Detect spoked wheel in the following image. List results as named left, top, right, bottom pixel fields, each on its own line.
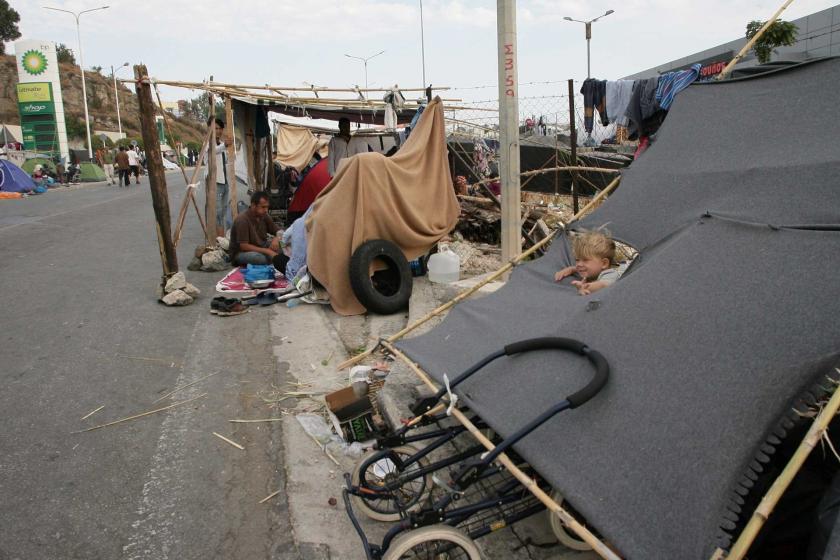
left=382, top=525, right=481, bottom=560
left=351, top=445, right=432, bottom=522
left=548, top=490, right=593, bottom=551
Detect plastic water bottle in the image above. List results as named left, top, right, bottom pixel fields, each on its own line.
left=427, top=245, right=460, bottom=283
left=286, top=298, right=301, bottom=308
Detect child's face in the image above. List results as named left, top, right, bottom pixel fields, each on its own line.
left=575, top=256, right=610, bottom=281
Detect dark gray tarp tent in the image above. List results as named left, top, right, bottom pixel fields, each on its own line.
left=397, top=57, right=840, bottom=559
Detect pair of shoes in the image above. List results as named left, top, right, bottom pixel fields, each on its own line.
left=210, top=296, right=249, bottom=316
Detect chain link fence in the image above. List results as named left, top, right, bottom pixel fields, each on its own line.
left=445, top=81, right=619, bottom=146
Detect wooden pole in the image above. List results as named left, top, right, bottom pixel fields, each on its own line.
left=497, top=0, right=521, bottom=263
left=717, top=0, right=796, bottom=80
left=382, top=341, right=622, bottom=560
left=205, top=87, right=218, bottom=246
left=225, top=96, right=238, bottom=220
left=134, top=79, right=450, bottom=93
left=568, top=79, right=579, bottom=214
left=337, top=172, right=622, bottom=371
left=723, top=380, right=840, bottom=560
left=134, top=64, right=179, bottom=277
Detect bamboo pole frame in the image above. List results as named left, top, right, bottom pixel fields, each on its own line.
left=205, top=90, right=218, bottom=245
left=133, top=79, right=450, bottom=94
left=716, top=0, right=796, bottom=80
left=717, top=378, right=840, bottom=560
left=382, top=341, right=622, bottom=560
left=336, top=173, right=622, bottom=371
left=172, top=124, right=213, bottom=246
left=224, top=96, right=238, bottom=221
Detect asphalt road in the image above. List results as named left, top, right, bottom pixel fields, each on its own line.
left=0, top=174, right=297, bottom=560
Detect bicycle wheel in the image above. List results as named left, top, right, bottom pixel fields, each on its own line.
left=382, top=525, right=481, bottom=560
left=351, top=445, right=432, bottom=522
left=548, top=490, right=593, bottom=551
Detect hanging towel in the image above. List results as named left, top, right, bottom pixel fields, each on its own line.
left=606, top=80, right=634, bottom=127
left=656, top=63, right=701, bottom=111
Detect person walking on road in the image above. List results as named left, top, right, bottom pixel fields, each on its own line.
left=127, top=147, right=141, bottom=185
left=115, top=146, right=131, bottom=187
left=101, top=147, right=116, bottom=185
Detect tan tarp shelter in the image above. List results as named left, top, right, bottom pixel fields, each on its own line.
left=306, top=98, right=459, bottom=315
left=275, top=125, right=328, bottom=171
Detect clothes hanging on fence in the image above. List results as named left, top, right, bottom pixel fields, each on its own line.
left=655, top=63, right=701, bottom=111
left=606, top=80, right=634, bottom=127
left=625, top=76, right=661, bottom=138
left=580, top=79, right=609, bottom=133
left=383, top=87, right=406, bottom=131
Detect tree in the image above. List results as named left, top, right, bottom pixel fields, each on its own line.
left=746, top=19, right=799, bottom=64
left=0, top=0, right=21, bottom=55
left=56, top=43, right=76, bottom=65
left=187, top=92, right=226, bottom=123
left=91, top=65, right=103, bottom=74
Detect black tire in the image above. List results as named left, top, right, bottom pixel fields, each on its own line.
left=349, top=239, right=412, bottom=314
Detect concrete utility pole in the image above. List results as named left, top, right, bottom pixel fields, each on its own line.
left=497, top=0, right=521, bottom=261
left=134, top=64, right=178, bottom=277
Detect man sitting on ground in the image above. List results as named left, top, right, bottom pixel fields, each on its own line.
left=229, top=191, right=281, bottom=266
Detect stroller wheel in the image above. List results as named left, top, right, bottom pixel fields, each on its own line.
left=548, top=490, right=593, bottom=551
left=351, top=445, right=432, bottom=522
left=382, top=524, right=481, bottom=560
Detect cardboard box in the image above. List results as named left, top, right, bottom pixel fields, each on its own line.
left=325, top=386, right=376, bottom=442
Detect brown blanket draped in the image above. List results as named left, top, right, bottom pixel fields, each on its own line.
left=306, top=97, right=460, bottom=315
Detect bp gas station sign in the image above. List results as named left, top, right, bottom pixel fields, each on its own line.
left=15, top=40, right=69, bottom=160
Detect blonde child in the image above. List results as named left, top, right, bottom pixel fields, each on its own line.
left=554, top=230, right=623, bottom=295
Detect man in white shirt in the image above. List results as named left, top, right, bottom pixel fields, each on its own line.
left=327, top=117, right=371, bottom=177
left=126, top=147, right=141, bottom=184
left=206, top=117, right=233, bottom=237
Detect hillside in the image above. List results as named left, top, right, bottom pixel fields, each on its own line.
left=0, top=54, right=205, bottom=146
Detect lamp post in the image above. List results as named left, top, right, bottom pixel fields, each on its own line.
left=111, top=62, right=129, bottom=138
left=419, top=0, right=427, bottom=88
left=43, top=5, right=110, bottom=160
left=563, top=10, right=614, bottom=79
left=344, top=50, right=385, bottom=92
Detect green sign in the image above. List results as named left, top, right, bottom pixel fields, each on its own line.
left=19, top=101, right=55, bottom=115
left=17, top=82, right=58, bottom=154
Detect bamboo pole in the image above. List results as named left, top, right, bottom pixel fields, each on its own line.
left=569, top=79, right=580, bottom=213
left=225, top=96, right=238, bottom=221
left=382, top=341, right=621, bottom=560
left=74, top=394, right=207, bottom=433
left=723, top=380, right=840, bottom=560
left=213, top=432, right=245, bottom=450
left=133, top=79, right=450, bottom=93
left=336, top=173, right=621, bottom=371
left=717, top=0, right=796, bottom=80
left=172, top=125, right=213, bottom=246
left=152, top=83, right=190, bottom=185
left=205, top=88, right=218, bottom=245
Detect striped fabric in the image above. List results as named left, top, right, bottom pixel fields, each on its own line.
left=656, top=63, right=701, bottom=111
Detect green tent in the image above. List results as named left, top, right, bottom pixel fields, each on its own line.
left=21, top=158, right=57, bottom=176
left=79, top=162, right=106, bottom=182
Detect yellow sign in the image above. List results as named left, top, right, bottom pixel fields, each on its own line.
left=16, top=82, right=52, bottom=103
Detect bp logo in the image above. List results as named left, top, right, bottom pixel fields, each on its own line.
left=22, top=50, right=48, bottom=76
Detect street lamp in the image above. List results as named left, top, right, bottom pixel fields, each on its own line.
left=111, top=62, right=129, bottom=138
left=419, top=0, right=426, bottom=89
left=43, top=5, right=110, bottom=160
left=563, top=9, right=614, bottom=79
left=344, top=50, right=385, bottom=93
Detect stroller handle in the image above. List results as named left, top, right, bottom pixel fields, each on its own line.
left=504, top=337, right=609, bottom=409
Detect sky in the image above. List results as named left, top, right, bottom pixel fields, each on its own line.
left=8, top=0, right=840, bottom=104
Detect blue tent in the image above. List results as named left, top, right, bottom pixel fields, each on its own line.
left=0, top=159, right=36, bottom=193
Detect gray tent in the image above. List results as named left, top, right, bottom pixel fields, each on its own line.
left=397, top=57, right=840, bottom=558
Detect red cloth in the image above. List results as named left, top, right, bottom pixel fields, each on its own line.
left=289, top=159, right=330, bottom=213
